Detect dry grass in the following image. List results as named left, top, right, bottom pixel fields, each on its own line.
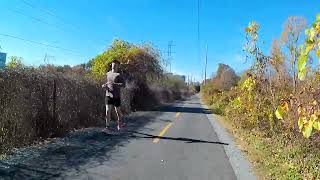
left=210, top=112, right=320, bottom=180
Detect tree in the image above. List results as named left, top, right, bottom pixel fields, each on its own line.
left=280, top=16, right=306, bottom=92
left=6, top=56, right=24, bottom=69
left=90, top=39, right=163, bottom=82
left=270, top=39, right=286, bottom=81
left=211, top=63, right=239, bottom=91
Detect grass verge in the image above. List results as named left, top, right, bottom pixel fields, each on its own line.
left=209, top=110, right=320, bottom=180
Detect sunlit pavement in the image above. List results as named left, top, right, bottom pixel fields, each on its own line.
left=0, top=95, right=252, bottom=180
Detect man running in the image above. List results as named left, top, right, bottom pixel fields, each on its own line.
left=102, top=59, right=125, bottom=131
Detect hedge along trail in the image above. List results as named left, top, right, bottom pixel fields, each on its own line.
left=0, top=39, right=191, bottom=154
left=0, top=68, right=105, bottom=154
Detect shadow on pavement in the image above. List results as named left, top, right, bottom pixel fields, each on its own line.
left=127, top=131, right=229, bottom=145
left=0, top=97, right=212, bottom=179
left=182, top=102, right=201, bottom=105
left=154, top=106, right=211, bottom=114
left=0, top=112, right=163, bottom=180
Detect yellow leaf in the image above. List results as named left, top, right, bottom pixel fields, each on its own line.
left=298, top=117, right=306, bottom=130
left=317, top=49, right=320, bottom=58
left=302, top=121, right=313, bottom=138
left=315, top=110, right=320, bottom=116
left=310, top=114, right=318, bottom=122
left=297, top=106, right=306, bottom=115
left=275, top=106, right=284, bottom=120
left=297, top=106, right=302, bottom=115
left=281, top=101, right=289, bottom=111
left=313, top=121, right=320, bottom=130
left=306, top=44, right=313, bottom=54
left=312, top=100, right=318, bottom=106
left=317, top=24, right=320, bottom=34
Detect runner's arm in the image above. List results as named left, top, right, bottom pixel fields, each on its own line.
left=118, top=75, right=125, bottom=87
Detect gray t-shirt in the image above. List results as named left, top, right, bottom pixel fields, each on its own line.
left=105, top=71, right=124, bottom=99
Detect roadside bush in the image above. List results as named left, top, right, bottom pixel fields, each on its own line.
left=0, top=68, right=104, bottom=154
left=0, top=40, right=191, bottom=154
left=90, top=38, right=190, bottom=109
left=201, top=15, right=320, bottom=179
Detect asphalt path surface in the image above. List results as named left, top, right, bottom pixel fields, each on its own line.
left=0, top=95, right=253, bottom=180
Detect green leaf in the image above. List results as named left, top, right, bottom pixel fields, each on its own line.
left=306, top=28, right=316, bottom=42
left=235, top=97, right=241, bottom=106
left=298, top=54, right=308, bottom=80
left=298, top=68, right=307, bottom=80
left=313, top=121, right=320, bottom=131
left=275, top=106, right=284, bottom=120
left=317, top=14, right=320, bottom=22
left=305, top=28, right=310, bottom=36
left=302, top=121, right=313, bottom=138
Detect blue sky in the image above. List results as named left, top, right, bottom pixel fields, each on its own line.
left=0, top=0, right=319, bottom=81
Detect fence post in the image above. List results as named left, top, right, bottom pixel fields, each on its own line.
left=53, top=78, right=57, bottom=121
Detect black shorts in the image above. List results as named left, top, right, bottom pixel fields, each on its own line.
left=105, top=96, right=121, bottom=107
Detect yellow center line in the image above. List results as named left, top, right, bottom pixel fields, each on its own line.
left=153, top=122, right=173, bottom=143
left=153, top=112, right=181, bottom=144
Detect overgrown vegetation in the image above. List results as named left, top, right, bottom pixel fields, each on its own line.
left=89, top=39, right=191, bottom=110
left=0, top=39, right=191, bottom=155
left=201, top=63, right=239, bottom=115
left=0, top=68, right=104, bottom=154
left=202, top=14, right=320, bottom=179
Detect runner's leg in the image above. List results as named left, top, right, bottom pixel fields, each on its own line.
left=114, top=107, right=123, bottom=130
left=105, top=104, right=112, bottom=128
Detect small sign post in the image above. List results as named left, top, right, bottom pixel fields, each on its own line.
left=0, top=52, right=7, bottom=68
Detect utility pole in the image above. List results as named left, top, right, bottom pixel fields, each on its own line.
left=191, top=74, right=193, bottom=85
left=43, top=53, right=48, bottom=64
left=187, top=75, right=189, bottom=85
left=198, top=0, right=202, bottom=82
left=43, top=53, right=56, bottom=65
left=204, top=44, right=208, bottom=85
left=166, top=41, right=175, bottom=73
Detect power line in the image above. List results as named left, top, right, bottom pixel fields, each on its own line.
left=0, top=33, right=79, bottom=54
left=18, top=0, right=110, bottom=47
left=20, top=0, right=78, bottom=30
left=9, top=6, right=109, bottom=53
left=9, top=8, right=65, bottom=32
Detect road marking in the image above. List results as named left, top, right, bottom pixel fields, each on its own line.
left=175, top=112, right=181, bottom=118
left=153, top=122, right=173, bottom=143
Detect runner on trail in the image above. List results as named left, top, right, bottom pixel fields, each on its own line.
left=102, top=59, right=125, bottom=131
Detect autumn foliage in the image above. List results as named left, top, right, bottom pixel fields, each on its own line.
left=202, top=14, right=320, bottom=178
left=0, top=39, right=190, bottom=155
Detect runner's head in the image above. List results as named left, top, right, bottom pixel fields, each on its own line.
left=111, top=59, right=120, bottom=72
